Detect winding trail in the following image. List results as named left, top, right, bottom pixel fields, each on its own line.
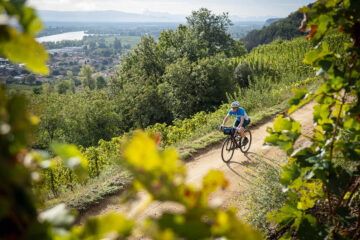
left=80, top=101, right=315, bottom=223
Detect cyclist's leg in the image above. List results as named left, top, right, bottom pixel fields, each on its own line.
left=237, top=119, right=248, bottom=137
left=240, top=119, right=250, bottom=145
left=242, top=119, right=250, bottom=128
left=233, top=119, right=240, bottom=135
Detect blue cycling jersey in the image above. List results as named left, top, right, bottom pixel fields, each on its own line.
left=228, top=107, right=249, bottom=121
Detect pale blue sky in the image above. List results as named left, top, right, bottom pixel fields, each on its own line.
left=29, top=0, right=314, bottom=17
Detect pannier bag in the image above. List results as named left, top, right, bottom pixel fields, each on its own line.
left=223, top=127, right=235, bottom=135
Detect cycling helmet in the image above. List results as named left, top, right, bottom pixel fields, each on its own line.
left=231, top=101, right=240, bottom=108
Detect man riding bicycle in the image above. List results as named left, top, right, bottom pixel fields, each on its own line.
left=220, top=101, right=250, bottom=146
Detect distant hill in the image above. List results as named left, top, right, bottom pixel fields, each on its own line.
left=264, top=18, right=282, bottom=26
left=38, top=10, right=186, bottom=23
left=38, top=10, right=278, bottom=24
left=242, top=10, right=306, bottom=50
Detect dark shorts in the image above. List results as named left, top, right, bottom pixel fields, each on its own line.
left=234, top=118, right=250, bottom=128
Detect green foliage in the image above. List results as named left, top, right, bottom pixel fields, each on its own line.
left=79, top=64, right=95, bottom=90
left=148, top=76, right=318, bottom=148
left=234, top=61, right=252, bottom=88
left=240, top=159, right=287, bottom=234
left=0, top=85, right=49, bottom=239
left=244, top=35, right=313, bottom=80
left=112, top=8, right=246, bottom=127
left=265, top=115, right=301, bottom=155
left=0, top=2, right=261, bottom=240
left=25, top=74, right=36, bottom=85
left=0, top=4, right=259, bottom=240
left=96, top=75, right=106, bottom=89
left=0, top=1, right=49, bottom=74
left=30, top=90, right=124, bottom=148
left=113, top=37, right=122, bottom=50
left=117, top=83, right=171, bottom=128
left=1, top=86, right=263, bottom=240
left=147, top=111, right=208, bottom=147
left=265, top=1, right=360, bottom=239
left=243, top=10, right=306, bottom=50
left=186, top=8, right=235, bottom=56
left=29, top=9, right=336, bottom=151
left=30, top=29, right=345, bottom=151
left=33, top=86, right=42, bottom=95
left=162, top=55, right=234, bottom=118
left=55, top=80, right=70, bottom=94
left=123, top=35, right=165, bottom=81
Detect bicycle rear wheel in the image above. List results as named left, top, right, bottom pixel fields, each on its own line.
left=221, top=136, right=235, bottom=162
left=239, top=129, right=252, bottom=153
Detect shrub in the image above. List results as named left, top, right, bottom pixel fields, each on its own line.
left=234, top=61, right=253, bottom=88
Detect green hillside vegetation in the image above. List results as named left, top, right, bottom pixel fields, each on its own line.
left=24, top=7, right=348, bottom=217
left=243, top=9, right=307, bottom=50
left=36, top=32, right=348, bottom=212
left=28, top=8, right=246, bottom=149
left=2, top=0, right=360, bottom=239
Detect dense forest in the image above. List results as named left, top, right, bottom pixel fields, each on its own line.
left=243, top=9, right=307, bottom=50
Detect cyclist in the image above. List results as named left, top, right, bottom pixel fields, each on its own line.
left=220, top=101, right=250, bottom=146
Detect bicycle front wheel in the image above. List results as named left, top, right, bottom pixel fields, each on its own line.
left=221, top=136, right=235, bottom=163
left=239, top=129, right=252, bottom=153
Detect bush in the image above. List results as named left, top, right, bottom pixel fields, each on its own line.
left=234, top=61, right=252, bottom=88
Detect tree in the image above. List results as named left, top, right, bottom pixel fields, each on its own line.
left=32, top=86, right=42, bottom=95
left=118, top=83, right=171, bottom=129
left=68, top=79, right=76, bottom=93
left=113, top=38, right=122, bottom=50
left=79, top=64, right=95, bottom=90
left=42, top=83, right=54, bottom=94
left=162, top=55, right=234, bottom=119
left=96, top=75, right=106, bottom=89
left=234, top=61, right=253, bottom=88
left=120, top=36, right=165, bottom=83
left=186, top=8, right=234, bottom=56
left=101, top=49, right=112, bottom=57
left=229, top=39, right=247, bottom=57
left=55, top=80, right=70, bottom=94
left=66, top=71, right=76, bottom=93
left=25, top=74, right=36, bottom=85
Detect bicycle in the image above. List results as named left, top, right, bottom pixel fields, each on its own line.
left=220, top=126, right=252, bottom=163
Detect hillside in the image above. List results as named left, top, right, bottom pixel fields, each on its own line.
left=264, top=18, right=282, bottom=26
left=243, top=10, right=306, bottom=50
left=80, top=97, right=317, bottom=226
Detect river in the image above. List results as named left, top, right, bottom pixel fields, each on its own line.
left=36, top=31, right=88, bottom=43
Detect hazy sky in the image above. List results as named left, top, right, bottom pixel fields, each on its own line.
left=28, top=0, right=314, bottom=17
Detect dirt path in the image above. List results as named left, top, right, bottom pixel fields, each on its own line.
left=80, top=101, right=315, bottom=222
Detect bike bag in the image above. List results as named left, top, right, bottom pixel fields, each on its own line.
left=223, top=127, right=235, bottom=135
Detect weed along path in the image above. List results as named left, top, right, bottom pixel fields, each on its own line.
left=80, top=101, right=316, bottom=223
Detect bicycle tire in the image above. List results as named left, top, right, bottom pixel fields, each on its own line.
left=221, top=136, right=235, bottom=162
left=239, top=129, right=252, bottom=153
